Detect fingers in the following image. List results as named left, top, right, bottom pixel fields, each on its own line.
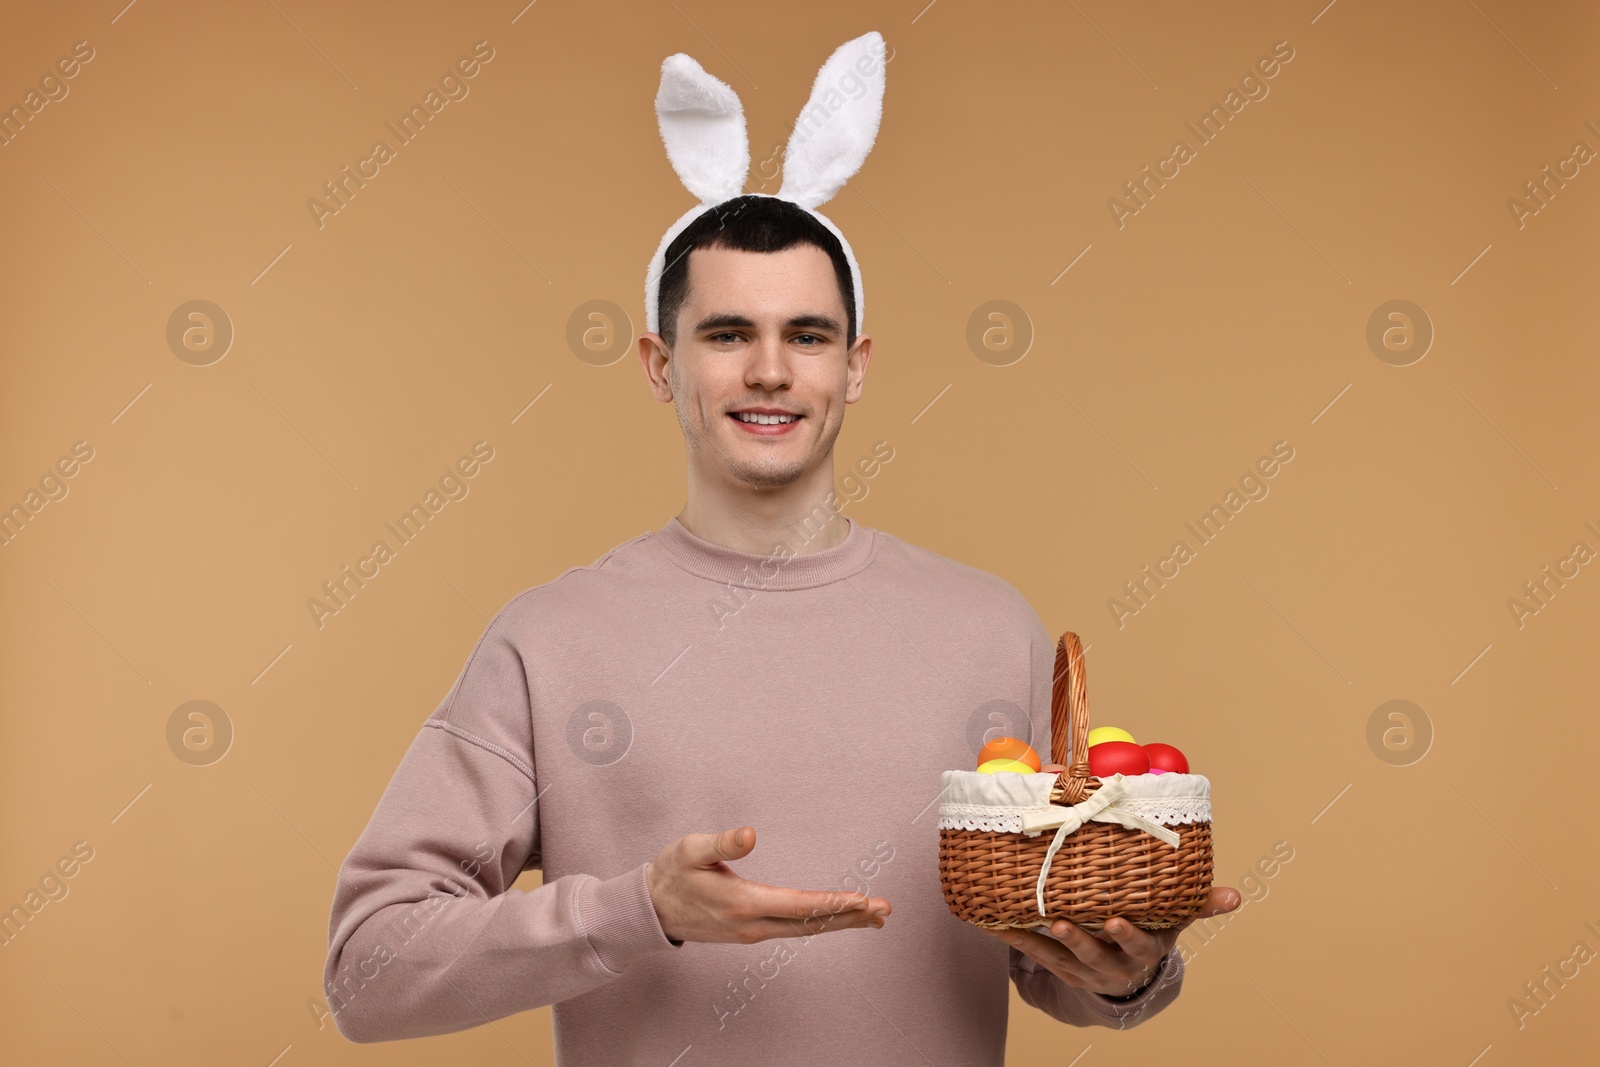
left=1045, top=920, right=1122, bottom=970
left=755, top=884, right=889, bottom=928
left=988, top=919, right=1165, bottom=997
left=766, top=908, right=885, bottom=940
left=669, top=826, right=892, bottom=943
left=721, top=887, right=888, bottom=941
left=988, top=927, right=1097, bottom=984
left=1091, top=918, right=1175, bottom=995
left=989, top=917, right=1155, bottom=970
left=1093, top=917, right=1163, bottom=963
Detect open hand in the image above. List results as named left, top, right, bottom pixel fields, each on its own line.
left=981, top=886, right=1240, bottom=997
left=646, top=826, right=891, bottom=944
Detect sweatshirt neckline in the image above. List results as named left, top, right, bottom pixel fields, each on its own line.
left=652, top=512, right=877, bottom=590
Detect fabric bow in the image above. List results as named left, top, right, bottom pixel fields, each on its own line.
left=1029, top=774, right=1180, bottom=917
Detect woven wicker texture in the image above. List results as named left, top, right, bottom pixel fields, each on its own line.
left=937, top=631, right=1214, bottom=930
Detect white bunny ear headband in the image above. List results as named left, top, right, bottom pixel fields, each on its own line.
left=645, top=30, right=887, bottom=338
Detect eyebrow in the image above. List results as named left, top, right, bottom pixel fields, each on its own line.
left=691, top=312, right=844, bottom=337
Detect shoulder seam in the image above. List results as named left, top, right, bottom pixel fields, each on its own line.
left=546, top=531, right=652, bottom=586
left=424, top=719, right=535, bottom=781
left=488, top=529, right=652, bottom=621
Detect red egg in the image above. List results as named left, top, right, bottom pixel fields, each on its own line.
left=1087, top=740, right=1149, bottom=777
left=1142, top=743, right=1189, bottom=774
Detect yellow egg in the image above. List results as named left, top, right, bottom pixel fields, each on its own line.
left=1087, top=726, right=1136, bottom=746
left=977, top=758, right=1036, bottom=774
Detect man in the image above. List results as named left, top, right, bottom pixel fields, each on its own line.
left=322, top=193, right=1239, bottom=1063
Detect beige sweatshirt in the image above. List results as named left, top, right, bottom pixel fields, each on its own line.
left=323, top=513, right=1185, bottom=1063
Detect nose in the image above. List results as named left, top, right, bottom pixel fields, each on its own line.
left=744, top=332, right=794, bottom=392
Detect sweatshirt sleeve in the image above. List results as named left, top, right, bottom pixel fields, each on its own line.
left=1009, top=943, right=1185, bottom=1028
left=322, top=614, right=682, bottom=1043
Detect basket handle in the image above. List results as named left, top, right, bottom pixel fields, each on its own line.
left=1050, top=631, right=1096, bottom=804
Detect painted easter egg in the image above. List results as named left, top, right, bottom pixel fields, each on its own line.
left=1087, top=740, right=1149, bottom=777
left=977, top=737, right=1042, bottom=771
left=1142, top=743, right=1189, bottom=774
left=1086, top=726, right=1136, bottom=747
left=977, top=758, right=1036, bottom=775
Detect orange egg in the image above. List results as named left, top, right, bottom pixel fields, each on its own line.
left=976, top=736, right=1041, bottom=772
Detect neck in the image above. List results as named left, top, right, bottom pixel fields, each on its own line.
left=677, top=459, right=849, bottom=556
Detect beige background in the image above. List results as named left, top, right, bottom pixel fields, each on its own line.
left=2, top=0, right=1596, bottom=1063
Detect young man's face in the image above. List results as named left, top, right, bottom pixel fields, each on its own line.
left=645, top=242, right=871, bottom=491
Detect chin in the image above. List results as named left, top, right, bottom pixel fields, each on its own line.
left=726, top=463, right=809, bottom=488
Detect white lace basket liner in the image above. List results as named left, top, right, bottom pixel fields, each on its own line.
left=938, top=769, right=1212, bottom=919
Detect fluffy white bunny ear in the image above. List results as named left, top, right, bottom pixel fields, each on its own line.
left=655, top=52, right=751, bottom=205
left=778, top=31, right=887, bottom=209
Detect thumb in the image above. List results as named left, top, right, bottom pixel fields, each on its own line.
left=1197, top=887, right=1242, bottom=916
left=701, top=825, right=756, bottom=865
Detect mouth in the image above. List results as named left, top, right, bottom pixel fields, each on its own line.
left=728, top=411, right=803, bottom=436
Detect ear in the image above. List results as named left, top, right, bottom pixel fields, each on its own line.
left=778, top=31, right=887, bottom=210
left=655, top=52, right=751, bottom=205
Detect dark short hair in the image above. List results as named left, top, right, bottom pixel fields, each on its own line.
left=657, top=194, right=856, bottom=350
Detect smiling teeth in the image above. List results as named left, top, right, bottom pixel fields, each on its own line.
left=735, top=413, right=798, bottom=424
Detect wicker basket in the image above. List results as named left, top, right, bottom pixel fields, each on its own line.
left=937, top=631, right=1214, bottom=930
